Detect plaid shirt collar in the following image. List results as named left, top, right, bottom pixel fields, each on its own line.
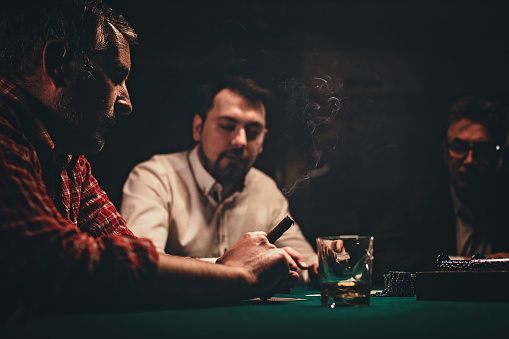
left=0, top=76, right=71, bottom=165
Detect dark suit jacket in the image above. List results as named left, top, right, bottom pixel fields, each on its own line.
left=291, top=166, right=509, bottom=285
left=370, top=168, right=509, bottom=283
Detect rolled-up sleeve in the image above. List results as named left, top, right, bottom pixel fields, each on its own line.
left=0, top=137, right=159, bottom=321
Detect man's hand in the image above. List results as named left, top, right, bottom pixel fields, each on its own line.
left=308, top=262, right=319, bottom=288
left=216, top=232, right=298, bottom=300
left=275, top=246, right=311, bottom=292
left=280, top=246, right=319, bottom=289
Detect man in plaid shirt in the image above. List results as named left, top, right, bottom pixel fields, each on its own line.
left=0, top=0, right=307, bottom=324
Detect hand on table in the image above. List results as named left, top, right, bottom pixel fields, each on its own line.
left=308, top=262, right=319, bottom=289
left=216, top=232, right=300, bottom=300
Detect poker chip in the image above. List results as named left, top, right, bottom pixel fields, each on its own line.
left=373, top=271, right=415, bottom=297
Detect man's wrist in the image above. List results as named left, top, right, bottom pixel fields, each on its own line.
left=219, top=263, right=259, bottom=300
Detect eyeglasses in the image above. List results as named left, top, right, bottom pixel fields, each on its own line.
left=446, top=138, right=502, bottom=160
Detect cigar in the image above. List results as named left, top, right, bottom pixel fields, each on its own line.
left=266, top=216, right=294, bottom=243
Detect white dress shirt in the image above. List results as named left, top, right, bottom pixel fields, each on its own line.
left=121, top=146, right=317, bottom=276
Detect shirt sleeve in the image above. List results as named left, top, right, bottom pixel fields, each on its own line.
left=121, top=158, right=172, bottom=253
left=0, top=134, right=159, bottom=320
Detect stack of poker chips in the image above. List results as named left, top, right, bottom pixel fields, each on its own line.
left=374, top=271, right=415, bottom=297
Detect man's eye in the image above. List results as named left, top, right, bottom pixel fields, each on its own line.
left=450, top=144, right=468, bottom=153
left=109, top=70, right=128, bottom=85
left=109, top=75, right=123, bottom=85
left=246, top=128, right=262, bottom=139
left=219, top=124, right=236, bottom=131
left=449, top=140, right=468, bottom=152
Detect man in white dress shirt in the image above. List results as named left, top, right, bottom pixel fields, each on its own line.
left=121, top=75, right=318, bottom=282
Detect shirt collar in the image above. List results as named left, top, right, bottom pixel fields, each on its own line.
left=188, top=145, right=247, bottom=202
left=189, top=145, right=220, bottom=198
left=0, top=77, right=55, bottom=158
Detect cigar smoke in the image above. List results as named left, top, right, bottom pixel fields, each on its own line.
left=281, top=75, right=342, bottom=197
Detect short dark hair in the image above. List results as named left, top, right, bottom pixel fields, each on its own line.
left=197, top=75, right=271, bottom=121
left=0, top=0, right=137, bottom=82
left=444, top=95, right=508, bottom=146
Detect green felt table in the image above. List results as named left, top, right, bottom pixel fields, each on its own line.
left=2, top=285, right=507, bottom=339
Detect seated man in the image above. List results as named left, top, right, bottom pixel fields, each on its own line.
left=370, top=95, right=509, bottom=280
left=440, top=95, right=509, bottom=258
left=0, top=0, right=305, bottom=324
left=121, top=75, right=318, bottom=282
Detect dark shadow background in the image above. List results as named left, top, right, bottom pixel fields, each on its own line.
left=90, top=0, right=509, bottom=248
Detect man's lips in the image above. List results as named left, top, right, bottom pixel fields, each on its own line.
left=224, top=155, right=243, bottom=162
left=221, top=153, right=246, bottom=164
left=454, top=169, right=478, bottom=182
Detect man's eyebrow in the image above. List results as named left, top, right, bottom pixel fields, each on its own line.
left=104, top=56, right=130, bottom=79
left=217, top=116, right=238, bottom=123
left=217, top=116, right=264, bottom=128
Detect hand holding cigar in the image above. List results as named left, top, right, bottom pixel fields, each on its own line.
left=266, top=216, right=311, bottom=293
left=266, top=216, right=294, bottom=243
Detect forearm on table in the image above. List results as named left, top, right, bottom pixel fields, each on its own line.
left=151, top=254, right=256, bottom=305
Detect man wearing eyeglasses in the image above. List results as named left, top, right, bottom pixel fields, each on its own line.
left=442, top=95, right=509, bottom=258
left=370, top=96, right=509, bottom=282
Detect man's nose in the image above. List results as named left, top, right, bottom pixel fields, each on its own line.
left=115, top=89, right=132, bottom=116
left=231, top=127, right=247, bottom=148
left=463, top=149, right=475, bottom=164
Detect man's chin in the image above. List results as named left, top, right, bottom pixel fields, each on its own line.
left=90, top=144, right=105, bottom=154
left=216, top=168, right=247, bottom=185
left=80, top=135, right=106, bottom=155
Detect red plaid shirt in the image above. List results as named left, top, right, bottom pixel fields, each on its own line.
left=0, top=77, right=159, bottom=323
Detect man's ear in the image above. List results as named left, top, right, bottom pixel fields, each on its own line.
left=42, top=40, right=70, bottom=88
left=258, top=128, right=268, bottom=154
left=192, top=114, right=203, bottom=142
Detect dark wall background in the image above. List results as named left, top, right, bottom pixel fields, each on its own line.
left=89, top=0, right=509, bottom=244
